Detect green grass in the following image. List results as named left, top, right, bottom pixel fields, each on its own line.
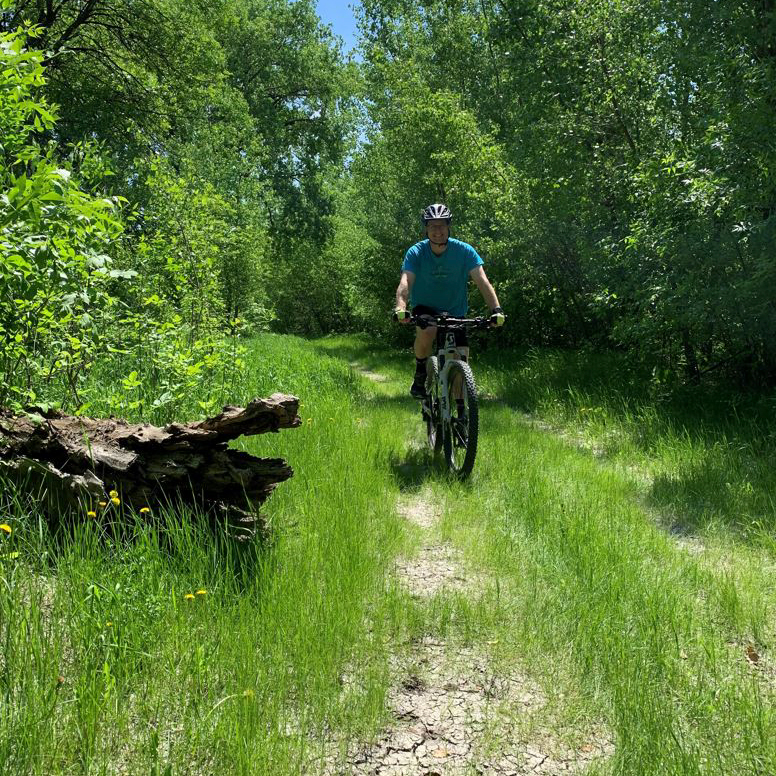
left=0, top=335, right=412, bottom=774
left=317, top=336, right=776, bottom=544
left=442, top=407, right=775, bottom=774
left=2, top=333, right=775, bottom=774
left=479, top=347, right=776, bottom=543
left=314, top=335, right=776, bottom=775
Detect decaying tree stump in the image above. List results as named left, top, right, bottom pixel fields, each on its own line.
left=0, top=394, right=301, bottom=540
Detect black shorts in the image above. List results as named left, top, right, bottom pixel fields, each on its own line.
left=412, top=305, right=469, bottom=347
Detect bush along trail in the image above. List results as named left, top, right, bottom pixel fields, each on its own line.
left=1, top=333, right=774, bottom=775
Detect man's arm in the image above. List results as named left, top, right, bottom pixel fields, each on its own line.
left=469, top=265, right=500, bottom=310
left=395, top=270, right=415, bottom=313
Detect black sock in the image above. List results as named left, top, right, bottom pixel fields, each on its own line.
left=414, top=357, right=428, bottom=376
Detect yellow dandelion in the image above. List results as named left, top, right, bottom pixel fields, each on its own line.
left=111, top=497, right=120, bottom=506
left=86, top=511, right=97, bottom=518
left=105, top=621, right=113, bottom=628
left=139, top=507, right=151, bottom=514
left=109, top=490, right=118, bottom=498
left=99, top=501, right=108, bottom=507
left=0, top=524, right=11, bottom=535
left=195, top=589, right=207, bottom=596
left=184, top=593, right=195, bottom=601
left=242, top=688, right=254, bottom=698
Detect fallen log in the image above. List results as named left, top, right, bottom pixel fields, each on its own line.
left=0, top=394, right=301, bottom=540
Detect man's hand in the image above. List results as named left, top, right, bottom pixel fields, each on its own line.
left=490, top=306, right=506, bottom=327
left=393, top=307, right=411, bottom=324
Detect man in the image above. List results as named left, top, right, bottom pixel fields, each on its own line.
left=393, top=203, right=505, bottom=398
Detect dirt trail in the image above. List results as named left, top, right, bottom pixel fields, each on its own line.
left=324, top=365, right=613, bottom=774
left=394, top=495, right=475, bottom=598
left=350, top=361, right=388, bottom=383
left=328, top=488, right=611, bottom=775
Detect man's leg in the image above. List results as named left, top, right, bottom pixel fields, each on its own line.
left=410, top=325, right=437, bottom=397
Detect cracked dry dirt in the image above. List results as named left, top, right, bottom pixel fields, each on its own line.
left=326, top=489, right=612, bottom=775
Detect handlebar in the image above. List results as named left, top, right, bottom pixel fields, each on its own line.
left=409, top=313, right=492, bottom=330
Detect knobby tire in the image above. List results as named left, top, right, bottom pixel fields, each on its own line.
left=443, top=360, right=479, bottom=479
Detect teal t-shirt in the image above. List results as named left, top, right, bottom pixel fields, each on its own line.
left=401, top=238, right=484, bottom=316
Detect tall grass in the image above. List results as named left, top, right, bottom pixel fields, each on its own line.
left=315, top=337, right=776, bottom=542
left=315, top=336, right=776, bottom=775
left=441, top=405, right=776, bottom=775
left=0, top=334, right=408, bottom=774
left=3, top=334, right=775, bottom=774
left=471, top=347, right=776, bottom=543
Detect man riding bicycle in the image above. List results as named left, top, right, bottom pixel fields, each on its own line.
left=393, top=203, right=505, bottom=398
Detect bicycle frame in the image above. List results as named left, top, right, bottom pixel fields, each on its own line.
left=430, top=330, right=466, bottom=424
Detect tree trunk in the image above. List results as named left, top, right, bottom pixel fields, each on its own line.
left=681, top=328, right=701, bottom=384
left=0, top=394, right=300, bottom=540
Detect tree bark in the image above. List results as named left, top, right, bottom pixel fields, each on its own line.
left=0, top=394, right=300, bottom=540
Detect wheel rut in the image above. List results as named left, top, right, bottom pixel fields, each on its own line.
left=326, top=488, right=612, bottom=775
left=394, top=493, right=475, bottom=598
left=322, top=365, right=613, bottom=774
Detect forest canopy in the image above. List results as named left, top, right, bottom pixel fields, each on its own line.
left=1, top=0, right=775, bottom=415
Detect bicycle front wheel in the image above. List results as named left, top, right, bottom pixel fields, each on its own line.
left=443, top=360, right=479, bottom=479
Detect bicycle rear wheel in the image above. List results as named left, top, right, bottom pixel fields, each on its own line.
left=443, top=360, right=478, bottom=479
left=424, top=356, right=443, bottom=454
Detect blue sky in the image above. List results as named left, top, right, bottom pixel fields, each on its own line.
left=316, top=0, right=360, bottom=54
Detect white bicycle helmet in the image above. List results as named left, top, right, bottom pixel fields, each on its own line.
left=421, top=203, right=452, bottom=224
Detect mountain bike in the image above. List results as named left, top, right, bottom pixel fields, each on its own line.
left=412, top=313, right=491, bottom=480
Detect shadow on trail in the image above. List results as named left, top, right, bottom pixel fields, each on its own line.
left=311, top=339, right=408, bottom=379
left=482, top=348, right=776, bottom=544
left=648, top=461, right=776, bottom=541
left=388, top=446, right=448, bottom=492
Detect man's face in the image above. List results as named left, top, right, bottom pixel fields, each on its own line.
left=426, top=219, right=449, bottom=245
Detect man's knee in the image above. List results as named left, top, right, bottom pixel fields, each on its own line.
left=414, top=327, right=436, bottom=358
left=414, top=327, right=436, bottom=347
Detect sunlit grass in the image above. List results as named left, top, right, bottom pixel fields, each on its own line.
left=2, top=334, right=775, bottom=774
left=0, top=335, right=409, bottom=775
left=477, top=348, right=776, bottom=547
left=439, top=403, right=775, bottom=774
left=316, top=336, right=776, bottom=775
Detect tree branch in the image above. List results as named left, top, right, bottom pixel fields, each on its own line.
left=47, top=0, right=99, bottom=54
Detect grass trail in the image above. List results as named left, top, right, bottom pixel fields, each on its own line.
left=316, top=335, right=776, bottom=776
